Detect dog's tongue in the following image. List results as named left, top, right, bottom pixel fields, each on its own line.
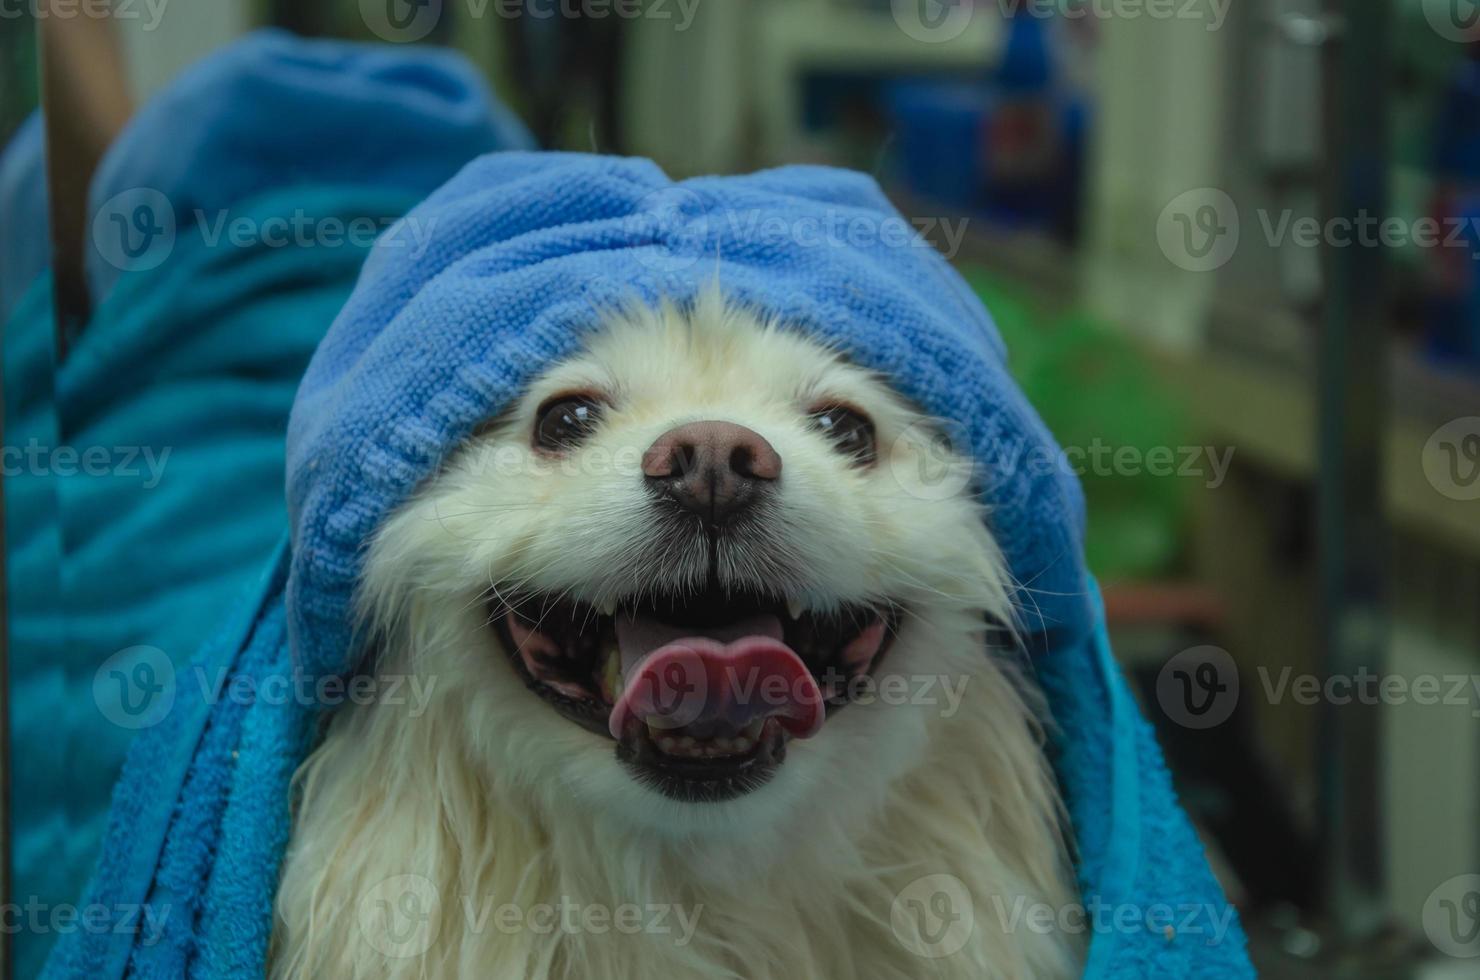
left=608, top=612, right=824, bottom=741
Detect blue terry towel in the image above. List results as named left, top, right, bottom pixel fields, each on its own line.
left=44, top=168, right=1251, bottom=978
left=3, top=30, right=532, bottom=978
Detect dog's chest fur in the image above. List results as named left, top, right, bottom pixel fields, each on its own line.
left=269, top=299, right=1083, bottom=978
left=270, top=637, right=1081, bottom=979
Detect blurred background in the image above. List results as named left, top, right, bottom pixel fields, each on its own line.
left=2, top=1, right=1479, bottom=977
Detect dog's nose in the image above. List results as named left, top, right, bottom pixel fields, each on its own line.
left=642, top=421, right=781, bottom=524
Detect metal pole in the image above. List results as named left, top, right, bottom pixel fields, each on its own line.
left=1, top=290, right=10, bottom=980
left=1316, top=0, right=1390, bottom=940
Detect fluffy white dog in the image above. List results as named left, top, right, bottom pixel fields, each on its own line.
left=271, top=292, right=1082, bottom=979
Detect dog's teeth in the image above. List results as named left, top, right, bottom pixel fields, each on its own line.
left=787, top=598, right=805, bottom=620
left=743, top=719, right=765, bottom=739
left=658, top=736, right=680, bottom=754
left=598, top=598, right=616, bottom=617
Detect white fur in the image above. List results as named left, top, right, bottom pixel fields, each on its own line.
left=270, top=292, right=1083, bottom=979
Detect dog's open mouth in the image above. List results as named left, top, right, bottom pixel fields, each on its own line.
left=491, top=585, right=898, bottom=802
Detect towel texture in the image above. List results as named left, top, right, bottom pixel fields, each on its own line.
left=40, top=34, right=1249, bottom=980
left=4, top=30, right=531, bottom=978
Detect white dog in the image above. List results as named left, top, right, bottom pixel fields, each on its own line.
left=271, top=291, right=1083, bottom=979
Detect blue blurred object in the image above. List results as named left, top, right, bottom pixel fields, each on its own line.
left=0, top=112, right=50, bottom=326
left=885, top=12, right=1086, bottom=236
left=997, top=6, right=1053, bottom=94
left=1450, top=195, right=1480, bottom=365
left=2, top=30, right=532, bottom=978
left=47, top=149, right=1248, bottom=978
left=1428, top=53, right=1480, bottom=367
left=886, top=80, right=992, bottom=210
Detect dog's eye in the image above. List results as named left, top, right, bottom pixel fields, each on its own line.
left=809, top=405, right=876, bottom=466
left=534, top=396, right=604, bottom=451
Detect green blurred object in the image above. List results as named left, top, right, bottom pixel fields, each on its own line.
left=962, top=266, right=1191, bottom=581
left=1, top=8, right=39, bottom=145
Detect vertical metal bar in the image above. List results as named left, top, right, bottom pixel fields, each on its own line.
left=1316, top=0, right=1390, bottom=939
left=1, top=301, right=10, bottom=980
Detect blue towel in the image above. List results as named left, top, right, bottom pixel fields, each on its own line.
left=42, top=53, right=1250, bottom=980
left=3, top=30, right=531, bottom=978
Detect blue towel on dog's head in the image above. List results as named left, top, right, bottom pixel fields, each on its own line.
left=284, top=154, right=1092, bottom=678
left=45, top=48, right=1251, bottom=980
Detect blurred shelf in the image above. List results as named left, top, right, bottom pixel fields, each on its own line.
left=911, top=209, right=1480, bottom=558
left=756, top=1, right=1001, bottom=68
left=754, top=1, right=1002, bottom=161
left=1180, top=340, right=1480, bottom=560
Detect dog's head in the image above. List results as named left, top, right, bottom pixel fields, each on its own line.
left=360, top=292, right=1017, bottom=841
